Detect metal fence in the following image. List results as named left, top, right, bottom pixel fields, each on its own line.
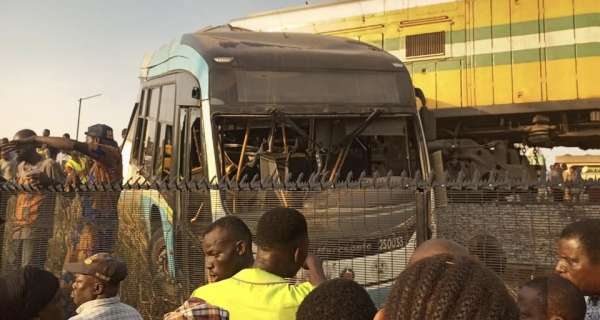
left=0, top=175, right=419, bottom=319
left=0, top=171, right=598, bottom=319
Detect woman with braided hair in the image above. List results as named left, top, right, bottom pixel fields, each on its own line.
left=374, top=254, right=518, bottom=320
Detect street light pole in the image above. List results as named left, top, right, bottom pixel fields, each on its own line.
left=75, top=93, right=102, bottom=140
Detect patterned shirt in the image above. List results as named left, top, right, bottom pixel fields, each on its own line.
left=13, top=159, right=64, bottom=239
left=69, top=296, right=142, bottom=320
left=85, top=142, right=122, bottom=184
left=586, top=296, right=600, bottom=320
left=164, top=297, right=229, bottom=320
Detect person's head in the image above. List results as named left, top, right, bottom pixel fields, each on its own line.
left=380, top=254, right=518, bottom=320
left=339, top=268, right=355, bottom=280
left=85, top=124, right=117, bottom=147
left=409, top=238, right=469, bottom=266
left=296, top=278, right=376, bottom=320
left=62, top=133, right=70, bottom=140
left=255, top=207, right=308, bottom=278
left=0, top=265, right=63, bottom=320
left=13, top=129, right=38, bottom=163
left=202, top=215, right=253, bottom=283
left=518, top=275, right=586, bottom=320
left=555, top=219, right=600, bottom=295
left=42, top=129, right=50, bottom=137
left=121, top=128, right=127, bottom=140
left=468, top=234, right=507, bottom=275
left=70, top=150, right=81, bottom=160
left=65, top=253, right=128, bottom=306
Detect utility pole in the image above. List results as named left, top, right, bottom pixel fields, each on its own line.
left=76, top=93, right=102, bottom=140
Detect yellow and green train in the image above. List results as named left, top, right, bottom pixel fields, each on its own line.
left=232, top=0, right=600, bottom=147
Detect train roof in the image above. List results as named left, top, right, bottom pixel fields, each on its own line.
left=179, top=29, right=406, bottom=72
left=230, top=0, right=455, bottom=32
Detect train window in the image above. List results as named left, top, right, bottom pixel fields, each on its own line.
left=406, top=31, right=445, bottom=58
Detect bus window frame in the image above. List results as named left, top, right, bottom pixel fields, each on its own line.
left=129, top=71, right=203, bottom=180
left=138, top=87, right=161, bottom=175
left=155, top=84, right=176, bottom=177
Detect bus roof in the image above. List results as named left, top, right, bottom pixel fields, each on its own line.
left=179, top=30, right=405, bottom=72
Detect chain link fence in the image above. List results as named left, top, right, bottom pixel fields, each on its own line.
left=0, top=175, right=418, bottom=319
left=0, top=172, right=599, bottom=319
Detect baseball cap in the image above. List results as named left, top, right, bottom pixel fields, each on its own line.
left=85, top=124, right=115, bottom=141
left=64, top=253, right=128, bottom=284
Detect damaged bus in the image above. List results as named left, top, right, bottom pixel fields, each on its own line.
left=120, top=26, right=430, bottom=311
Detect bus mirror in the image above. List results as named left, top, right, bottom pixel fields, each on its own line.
left=415, top=88, right=426, bottom=107
left=419, top=106, right=437, bottom=142
left=192, top=87, right=201, bottom=99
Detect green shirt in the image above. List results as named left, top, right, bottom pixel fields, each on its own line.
left=191, top=268, right=313, bottom=320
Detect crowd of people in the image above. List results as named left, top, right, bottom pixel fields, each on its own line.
left=0, top=126, right=122, bottom=270
left=0, top=206, right=597, bottom=320
left=1, top=126, right=599, bottom=320
left=160, top=212, right=600, bottom=320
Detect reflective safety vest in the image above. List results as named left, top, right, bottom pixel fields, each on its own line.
left=65, top=158, right=88, bottom=184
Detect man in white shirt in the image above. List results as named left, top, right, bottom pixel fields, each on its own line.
left=65, top=252, right=142, bottom=320
left=55, top=133, right=72, bottom=167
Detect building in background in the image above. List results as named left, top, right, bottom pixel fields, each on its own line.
left=555, top=154, right=600, bottom=180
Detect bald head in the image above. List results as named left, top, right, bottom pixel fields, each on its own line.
left=409, top=239, right=469, bottom=266
left=12, top=129, right=38, bottom=163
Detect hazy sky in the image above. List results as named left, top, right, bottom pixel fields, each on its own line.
left=0, top=0, right=304, bottom=140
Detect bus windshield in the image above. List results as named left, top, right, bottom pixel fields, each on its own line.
left=214, top=114, right=420, bottom=183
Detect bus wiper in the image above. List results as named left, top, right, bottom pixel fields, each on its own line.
left=329, top=109, right=382, bottom=182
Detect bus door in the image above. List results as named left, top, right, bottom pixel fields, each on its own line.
left=175, top=105, right=211, bottom=293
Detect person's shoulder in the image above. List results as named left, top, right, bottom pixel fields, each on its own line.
left=287, top=281, right=314, bottom=298
left=192, top=279, right=235, bottom=298
left=116, top=301, right=143, bottom=313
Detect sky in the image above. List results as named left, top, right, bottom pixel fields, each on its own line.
left=0, top=0, right=304, bottom=140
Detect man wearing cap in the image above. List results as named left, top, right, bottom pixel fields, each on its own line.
left=8, top=124, right=123, bottom=260
left=65, top=252, right=142, bottom=319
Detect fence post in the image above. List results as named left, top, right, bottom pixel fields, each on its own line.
left=415, top=188, right=430, bottom=246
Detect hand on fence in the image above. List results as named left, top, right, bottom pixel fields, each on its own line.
left=303, top=253, right=326, bottom=286
left=24, top=171, right=53, bottom=188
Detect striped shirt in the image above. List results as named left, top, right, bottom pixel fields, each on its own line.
left=69, top=296, right=142, bottom=320
left=164, top=297, right=229, bottom=320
